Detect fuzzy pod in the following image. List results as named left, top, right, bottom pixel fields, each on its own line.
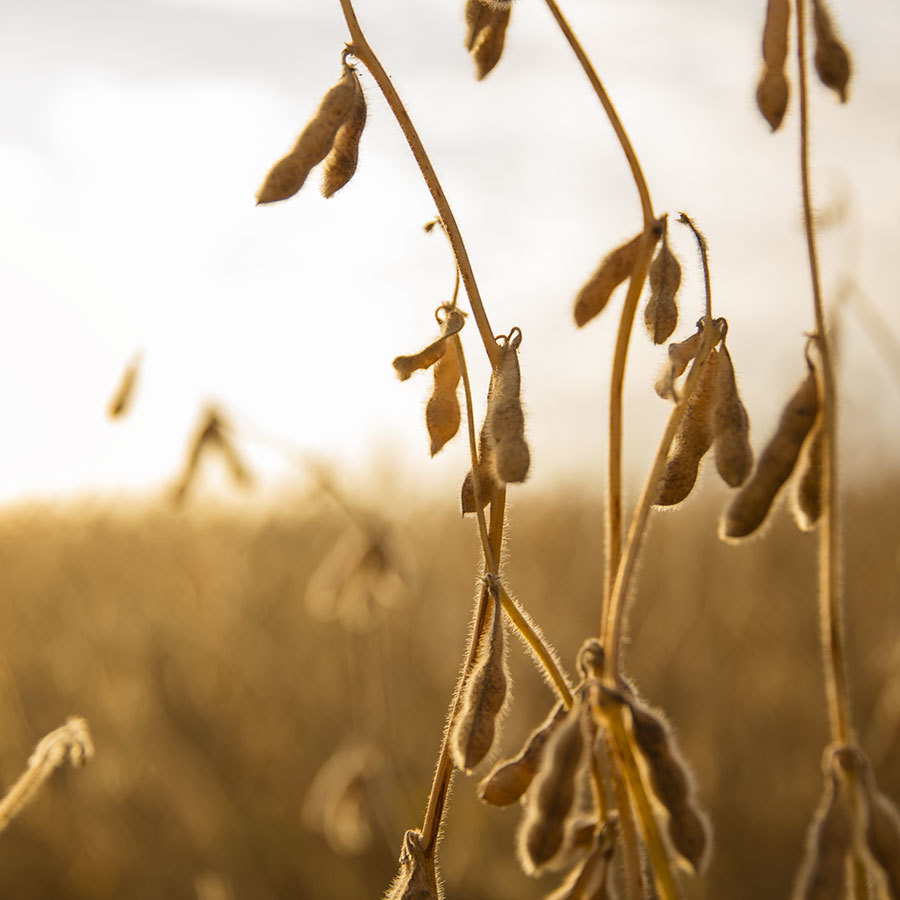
left=257, top=67, right=358, bottom=204
left=545, top=829, right=616, bottom=900
left=644, top=237, right=681, bottom=344
left=713, top=344, right=754, bottom=488
left=757, top=67, right=790, bottom=131
left=465, top=0, right=511, bottom=80
left=321, top=72, right=367, bottom=198
left=793, top=769, right=854, bottom=900
left=721, top=366, right=819, bottom=540
left=577, top=638, right=605, bottom=681
left=860, top=765, right=900, bottom=899
left=655, top=330, right=703, bottom=400
left=392, top=310, right=466, bottom=382
left=383, top=829, right=442, bottom=900
left=812, top=0, right=851, bottom=103
left=478, top=702, right=567, bottom=807
left=451, top=596, right=510, bottom=773
left=627, top=698, right=711, bottom=874
left=792, top=419, right=824, bottom=531
left=485, top=333, right=530, bottom=484
left=461, top=424, right=498, bottom=514
left=574, top=232, right=647, bottom=328
left=518, top=704, right=585, bottom=874
left=426, top=341, right=462, bottom=456
left=655, top=348, right=720, bottom=507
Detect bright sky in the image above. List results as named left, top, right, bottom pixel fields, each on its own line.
left=1, top=0, right=898, bottom=506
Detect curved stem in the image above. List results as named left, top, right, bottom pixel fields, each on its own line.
left=678, top=213, right=713, bottom=320
left=796, top=0, right=852, bottom=745
left=337, top=0, right=500, bottom=368
left=604, top=318, right=720, bottom=678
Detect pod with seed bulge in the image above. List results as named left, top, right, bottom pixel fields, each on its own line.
left=321, top=72, right=367, bottom=198
left=518, top=703, right=585, bottom=874
left=756, top=0, right=791, bottom=130
left=256, top=66, right=357, bottom=204
left=486, top=332, right=530, bottom=484
left=713, top=344, right=754, bottom=487
left=722, top=366, right=819, bottom=540
left=655, top=348, right=720, bottom=507
left=392, top=309, right=465, bottom=381
left=812, top=0, right=851, bottom=103
left=451, top=596, right=509, bottom=773
left=545, top=830, right=615, bottom=900
left=426, top=339, right=462, bottom=456
left=792, top=420, right=823, bottom=531
left=644, top=236, right=681, bottom=344
left=465, top=0, right=511, bottom=81
left=461, top=424, right=498, bottom=514
left=655, top=329, right=703, bottom=400
left=574, top=232, right=647, bottom=328
left=478, top=702, right=567, bottom=807
left=627, top=697, right=711, bottom=874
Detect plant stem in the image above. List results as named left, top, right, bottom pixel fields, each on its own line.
left=337, top=0, right=500, bottom=369
left=795, top=0, right=852, bottom=747
left=678, top=213, right=713, bottom=320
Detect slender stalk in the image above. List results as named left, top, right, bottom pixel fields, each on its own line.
left=337, top=0, right=500, bottom=368
left=678, top=213, right=713, bottom=320
left=795, top=0, right=852, bottom=747
left=606, top=738, right=645, bottom=900
left=604, top=318, right=720, bottom=677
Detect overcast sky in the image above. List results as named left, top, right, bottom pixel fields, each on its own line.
left=1, top=0, right=897, bottom=507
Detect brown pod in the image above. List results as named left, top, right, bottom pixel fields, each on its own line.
left=322, top=71, right=367, bottom=198
left=478, top=702, right=567, bottom=807
left=461, top=423, right=498, bottom=514
left=518, top=703, right=585, bottom=874
left=574, top=232, right=647, bottom=328
left=812, top=0, right=851, bottom=103
left=545, top=829, right=616, bottom=900
left=465, top=0, right=511, bottom=80
left=644, top=237, right=681, bottom=344
left=793, top=768, right=854, bottom=900
left=757, top=67, right=790, bottom=131
left=655, top=349, right=720, bottom=507
left=392, top=309, right=466, bottom=382
left=426, top=340, right=462, bottom=456
left=627, top=697, right=711, bottom=874
left=721, top=366, right=819, bottom=540
left=655, top=329, right=703, bottom=400
left=792, top=419, right=824, bottom=531
left=383, top=829, right=441, bottom=900
left=762, top=0, right=791, bottom=70
left=713, top=344, right=754, bottom=488
left=256, top=67, right=357, bottom=204
left=486, top=332, right=530, bottom=484
left=860, top=764, right=900, bottom=900
left=452, top=596, right=510, bottom=773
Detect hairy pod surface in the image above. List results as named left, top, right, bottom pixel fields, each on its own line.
left=486, top=333, right=530, bottom=484
left=655, top=348, right=720, bottom=507
left=713, top=344, right=754, bottom=487
left=321, top=72, right=367, bottom=198
left=464, top=0, right=511, bottom=80
left=392, top=310, right=465, bottom=382
left=812, top=0, right=851, bottom=102
left=860, top=765, right=900, bottom=899
left=257, top=67, right=357, bottom=204
left=722, top=366, right=819, bottom=540
left=478, top=702, right=567, bottom=807
left=574, top=232, right=646, bottom=328
left=792, top=419, right=824, bottom=531
left=452, top=596, right=509, bottom=773
left=655, top=330, right=703, bottom=400
left=384, top=829, right=442, bottom=900
left=627, top=697, right=711, bottom=874
left=545, top=829, right=616, bottom=900
left=461, top=423, right=498, bottom=514
left=756, top=0, right=791, bottom=129
left=644, top=237, right=681, bottom=344
left=518, top=703, right=585, bottom=874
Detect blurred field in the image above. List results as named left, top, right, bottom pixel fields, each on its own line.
left=0, top=476, right=898, bottom=899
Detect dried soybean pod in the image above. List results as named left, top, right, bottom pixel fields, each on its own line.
left=627, top=697, right=711, bottom=874
left=451, top=595, right=510, bottom=773
left=478, top=701, right=567, bottom=807
left=792, top=419, right=824, bottom=531
left=644, top=235, right=681, bottom=344
left=256, top=66, right=357, bottom=204
left=518, top=703, right=585, bottom=874
left=486, top=330, right=530, bottom=484
left=545, top=830, right=616, bottom=900
left=465, top=0, right=511, bottom=81
left=756, top=0, right=791, bottom=130
left=713, top=343, right=754, bottom=488
left=321, top=71, right=367, bottom=198
left=860, top=765, right=900, bottom=899
left=793, top=768, right=854, bottom=900
left=426, top=340, right=462, bottom=456
left=574, top=232, right=647, bottom=328
left=812, top=0, right=851, bottom=103
left=392, top=339, right=448, bottom=382
left=461, top=422, right=498, bottom=514
left=654, top=329, right=703, bottom=400
left=383, top=829, right=441, bottom=900
left=721, top=365, right=819, bottom=540
left=655, top=348, right=720, bottom=507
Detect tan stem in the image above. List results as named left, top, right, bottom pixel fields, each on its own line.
left=796, top=0, right=852, bottom=746
left=337, top=0, right=500, bottom=368
left=605, top=735, right=646, bottom=900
